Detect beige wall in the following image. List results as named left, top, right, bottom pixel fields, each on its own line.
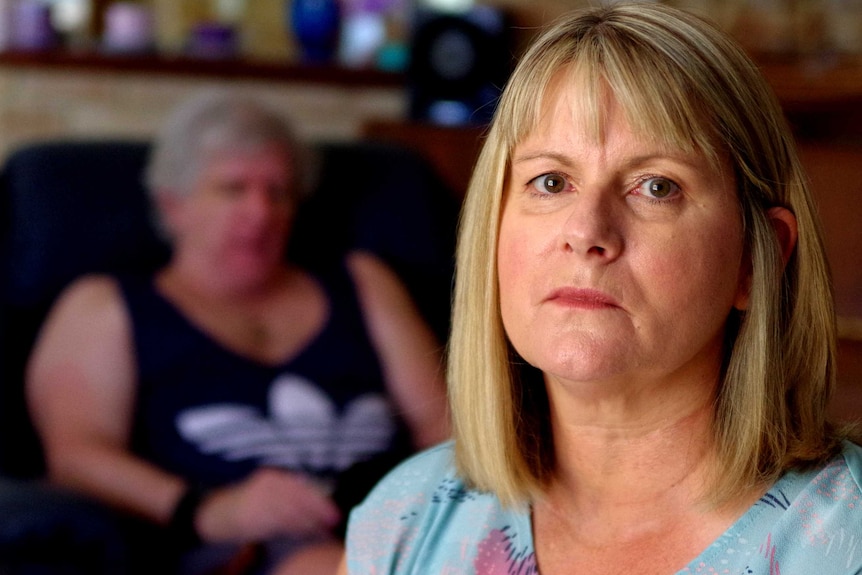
left=0, top=66, right=404, bottom=163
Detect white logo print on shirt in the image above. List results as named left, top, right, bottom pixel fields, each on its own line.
left=175, top=374, right=396, bottom=473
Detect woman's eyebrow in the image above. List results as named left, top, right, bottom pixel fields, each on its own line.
left=622, top=152, right=706, bottom=170
left=511, top=150, right=704, bottom=170
left=511, top=151, right=574, bottom=165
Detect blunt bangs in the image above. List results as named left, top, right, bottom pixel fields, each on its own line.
left=495, top=7, right=730, bottom=176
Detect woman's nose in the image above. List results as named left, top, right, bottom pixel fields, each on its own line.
left=560, top=190, right=623, bottom=259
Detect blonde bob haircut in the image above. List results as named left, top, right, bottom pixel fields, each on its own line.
left=448, top=2, right=841, bottom=508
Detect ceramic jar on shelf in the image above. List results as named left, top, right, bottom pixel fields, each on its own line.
left=289, top=0, right=342, bottom=63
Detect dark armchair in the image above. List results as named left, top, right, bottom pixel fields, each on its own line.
left=0, top=138, right=459, bottom=573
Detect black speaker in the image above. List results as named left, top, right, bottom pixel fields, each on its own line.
left=407, top=6, right=513, bottom=126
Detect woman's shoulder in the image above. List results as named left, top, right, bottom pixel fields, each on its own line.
left=776, top=440, right=862, bottom=520
left=840, top=438, right=862, bottom=473
left=742, top=440, right=862, bottom=573
left=835, top=439, right=862, bottom=495
left=346, top=441, right=466, bottom=551
left=357, top=441, right=465, bottom=505
left=346, top=441, right=537, bottom=574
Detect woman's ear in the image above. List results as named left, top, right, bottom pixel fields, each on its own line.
left=732, top=207, right=798, bottom=311
left=768, top=206, right=798, bottom=268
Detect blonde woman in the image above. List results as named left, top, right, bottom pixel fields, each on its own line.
left=339, top=3, right=861, bottom=574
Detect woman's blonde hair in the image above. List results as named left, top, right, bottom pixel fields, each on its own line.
left=448, top=2, right=841, bottom=507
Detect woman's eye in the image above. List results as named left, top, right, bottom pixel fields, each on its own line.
left=638, top=177, right=679, bottom=200
left=530, top=173, right=569, bottom=194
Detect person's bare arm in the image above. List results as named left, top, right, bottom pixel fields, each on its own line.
left=26, top=275, right=186, bottom=524
left=26, top=275, right=340, bottom=542
left=346, top=250, right=450, bottom=448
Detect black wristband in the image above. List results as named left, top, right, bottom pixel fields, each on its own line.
left=167, top=484, right=208, bottom=549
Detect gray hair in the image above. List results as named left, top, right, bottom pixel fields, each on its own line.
left=145, top=88, right=306, bottom=200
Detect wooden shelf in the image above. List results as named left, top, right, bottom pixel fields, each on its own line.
left=2, top=48, right=861, bottom=111
left=0, top=49, right=405, bottom=88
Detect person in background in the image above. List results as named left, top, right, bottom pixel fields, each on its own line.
left=339, top=3, right=862, bottom=574
left=26, top=89, right=449, bottom=575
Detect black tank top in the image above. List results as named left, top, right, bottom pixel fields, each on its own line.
left=120, top=265, right=407, bottom=488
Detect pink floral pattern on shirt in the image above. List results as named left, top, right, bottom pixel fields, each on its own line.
left=474, top=527, right=537, bottom=575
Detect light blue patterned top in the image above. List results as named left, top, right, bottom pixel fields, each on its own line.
left=345, top=441, right=862, bottom=574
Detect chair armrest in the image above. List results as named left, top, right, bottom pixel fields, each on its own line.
left=0, top=478, right=129, bottom=574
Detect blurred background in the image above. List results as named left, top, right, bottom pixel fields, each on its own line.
left=1, top=0, right=861, bottom=152
left=1, top=5, right=862, bottom=572
left=1, top=0, right=861, bottom=416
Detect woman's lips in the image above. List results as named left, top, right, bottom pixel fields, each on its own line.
left=545, top=288, right=620, bottom=309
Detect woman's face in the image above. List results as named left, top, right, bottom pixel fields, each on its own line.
left=166, top=142, right=295, bottom=289
left=497, top=79, right=749, bottom=399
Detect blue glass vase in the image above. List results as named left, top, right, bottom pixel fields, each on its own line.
left=289, top=0, right=342, bottom=64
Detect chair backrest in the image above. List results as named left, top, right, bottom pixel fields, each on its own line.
left=0, top=139, right=459, bottom=478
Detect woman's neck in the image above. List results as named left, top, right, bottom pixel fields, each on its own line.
left=540, top=380, right=726, bottom=537
left=532, top=400, right=765, bottom=575
left=555, top=406, right=712, bottom=493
